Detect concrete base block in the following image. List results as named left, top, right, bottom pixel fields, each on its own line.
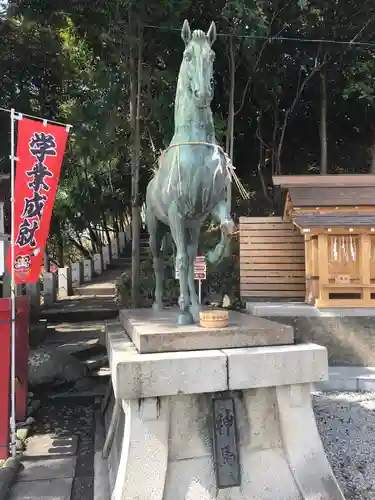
left=43, top=272, right=57, bottom=305
left=71, top=262, right=83, bottom=288
left=83, top=259, right=92, bottom=282
left=101, top=321, right=345, bottom=500
left=93, top=253, right=102, bottom=275
left=57, top=267, right=73, bottom=298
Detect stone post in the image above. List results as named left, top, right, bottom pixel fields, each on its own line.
left=102, top=246, right=110, bottom=270
left=71, top=262, right=83, bottom=288
left=83, top=259, right=93, bottom=282
left=25, top=281, right=41, bottom=314
left=93, top=253, right=102, bottom=275
left=118, top=232, right=126, bottom=252
left=58, top=267, right=73, bottom=298
left=43, top=272, right=57, bottom=305
left=111, top=239, right=119, bottom=260
left=125, top=224, right=131, bottom=243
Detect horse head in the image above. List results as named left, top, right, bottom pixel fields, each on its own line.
left=180, top=20, right=217, bottom=109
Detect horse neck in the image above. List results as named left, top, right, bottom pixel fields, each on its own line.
left=172, top=73, right=215, bottom=143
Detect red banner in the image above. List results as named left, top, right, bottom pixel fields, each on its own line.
left=6, top=117, right=69, bottom=284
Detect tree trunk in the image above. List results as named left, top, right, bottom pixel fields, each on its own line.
left=101, top=212, right=112, bottom=258
left=130, top=6, right=143, bottom=307
left=44, top=249, right=50, bottom=273
left=276, top=57, right=321, bottom=175
left=88, top=225, right=101, bottom=253
left=225, top=35, right=235, bottom=213
left=58, top=235, right=64, bottom=268
left=320, top=67, right=328, bottom=174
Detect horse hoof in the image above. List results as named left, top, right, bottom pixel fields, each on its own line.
left=152, top=302, right=164, bottom=312
left=177, top=312, right=194, bottom=325
left=190, top=304, right=201, bottom=323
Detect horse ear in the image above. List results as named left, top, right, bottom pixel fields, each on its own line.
left=206, top=21, right=217, bottom=46
left=181, top=19, right=191, bottom=46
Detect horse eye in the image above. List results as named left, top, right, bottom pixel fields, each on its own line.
left=210, top=52, right=215, bottom=61
left=184, top=53, right=192, bottom=62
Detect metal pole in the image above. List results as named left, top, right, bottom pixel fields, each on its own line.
left=198, top=279, right=202, bottom=305
left=9, top=108, right=16, bottom=458
left=0, top=107, right=72, bottom=129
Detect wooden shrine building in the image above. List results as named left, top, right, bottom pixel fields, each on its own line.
left=272, top=174, right=375, bottom=307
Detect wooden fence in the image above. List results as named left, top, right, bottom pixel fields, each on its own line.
left=239, top=216, right=306, bottom=301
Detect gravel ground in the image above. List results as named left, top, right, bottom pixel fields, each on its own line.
left=313, top=391, right=375, bottom=500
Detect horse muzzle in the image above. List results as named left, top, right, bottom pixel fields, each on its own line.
left=193, top=89, right=213, bottom=108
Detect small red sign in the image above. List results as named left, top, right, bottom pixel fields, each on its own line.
left=175, top=256, right=207, bottom=281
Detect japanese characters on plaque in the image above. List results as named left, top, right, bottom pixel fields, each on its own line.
left=16, top=132, right=56, bottom=250
left=212, top=396, right=241, bottom=488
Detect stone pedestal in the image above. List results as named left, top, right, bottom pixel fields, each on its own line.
left=102, top=246, right=110, bottom=269
left=43, top=272, right=57, bottom=305
left=58, top=267, right=73, bottom=298
left=100, top=310, right=346, bottom=500
left=83, top=259, right=92, bottom=282
left=118, top=308, right=294, bottom=353
left=71, top=262, right=83, bottom=288
left=93, top=253, right=102, bottom=275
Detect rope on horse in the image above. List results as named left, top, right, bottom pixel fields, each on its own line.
left=160, top=141, right=250, bottom=199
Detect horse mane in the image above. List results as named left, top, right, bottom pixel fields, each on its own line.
left=191, top=30, right=207, bottom=42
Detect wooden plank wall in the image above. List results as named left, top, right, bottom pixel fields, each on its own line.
left=239, top=216, right=306, bottom=301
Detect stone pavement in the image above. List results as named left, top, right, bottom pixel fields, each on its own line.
left=8, top=266, right=122, bottom=500
left=9, top=395, right=98, bottom=500
left=42, top=268, right=120, bottom=323
left=317, top=366, right=375, bottom=392
left=10, top=457, right=76, bottom=500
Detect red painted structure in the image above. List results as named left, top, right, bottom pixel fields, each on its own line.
left=0, top=296, right=30, bottom=459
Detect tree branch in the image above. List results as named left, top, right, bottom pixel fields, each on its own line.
left=276, top=49, right=323, bottom=168
left=234, top=3, right=290, bottom=117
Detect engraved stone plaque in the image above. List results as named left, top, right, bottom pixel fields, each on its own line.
left=212, top=396, right=241, bottom=489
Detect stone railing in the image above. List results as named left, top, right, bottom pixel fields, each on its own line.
left=22, top=231, right=128, bottom=314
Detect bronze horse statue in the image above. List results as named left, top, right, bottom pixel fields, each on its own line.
left=146, top=20, right=235, bottom=325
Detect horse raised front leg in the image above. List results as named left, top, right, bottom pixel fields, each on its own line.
left=168, top=203, right=193, bottom=325
left=187, top=225, right=201, bottom=322
left=214, top=199, right=235, bottom=235
left=146, top=204, right=167, bottom=312
left=207, top=200, right=235, bottom=265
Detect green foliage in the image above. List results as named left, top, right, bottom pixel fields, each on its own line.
left=1, top=0, right=375, bottom=268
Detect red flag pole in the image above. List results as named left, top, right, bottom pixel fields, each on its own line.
left=9, top=108, right=17, bottom=458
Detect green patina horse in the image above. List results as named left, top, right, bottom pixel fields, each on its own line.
left=146, top=19, right=235, bottom=325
